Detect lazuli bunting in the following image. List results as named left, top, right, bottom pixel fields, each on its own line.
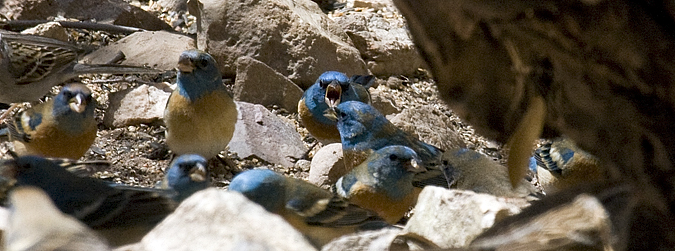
left=229, top=169, right=388, bottom=247
left=2, top=155, right=177, bottom=246
left=5, top=84, right=97, bottom=159
left=533, top=137, right=605, bottom=194
left=334, top=145, right=425, bottom=224
left=298, top=71, right=373, bottom=144
left=164, top=49, right=238, bottom=159
left=333, top=100, right=447, bottom=188
left=0, top=32, right=161, bottom=104
left=156, top=154, right=210, bottom=202
left=5, top=186, right=111, bottom=251
left=442, top=148, right=541, bottom=199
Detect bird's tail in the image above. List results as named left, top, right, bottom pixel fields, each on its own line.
left=72, top=64, right=163, bottom=75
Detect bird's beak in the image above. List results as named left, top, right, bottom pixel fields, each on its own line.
left=69, top=94, right=88, bottom=113
left=189, top=162, right=207, bottom=182
left=177, top=57, right=195, bottom=73
left=406, top=158, right=426, bottom=173
left=324, top=107, right=338, bottom=121
left=324, top=81, right=342, bottom=108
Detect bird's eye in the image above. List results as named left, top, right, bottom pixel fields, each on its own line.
left=339, top=112, right=347, bottom=117
left=442, top=160, right=448, bottom=165
left=319, top=80, right=329, bottom=88
left=389, top=154, right=398, bottom=161
left=195, top=58, right=209, bottom=68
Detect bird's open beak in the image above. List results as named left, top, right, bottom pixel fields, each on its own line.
left=189, top=162, right=207, bottom=182
left=324, top=81, right=342, bottom=108
left=177, top=57, right=195, bottom=73
left=69, top=94, right=88, bottom=113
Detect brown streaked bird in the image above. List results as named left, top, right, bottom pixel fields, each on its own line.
left=0, top=32, right=161, bottom=104
left=5, top=83, right=97, bottom=159
left=5, top=186, right=111, bottom=251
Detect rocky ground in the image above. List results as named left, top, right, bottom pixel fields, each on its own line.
left=0, top=0, right=504, bottom=190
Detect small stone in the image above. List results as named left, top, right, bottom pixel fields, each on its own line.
left=308, top=143, right=344, bottom=189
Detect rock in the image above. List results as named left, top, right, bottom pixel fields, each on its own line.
left=369, top=89, right=400, bottom=115
left=228, top=102, right=308, bottom=167
left=470, top=194, right=614, bottom=250
left=20, top=21, right=68, bottom=41
left=404, top=187, right=530, bottom=249
left=195, top=0, right=368, bottom=89
left=117, top=188, right=317, bottom=251
left=104, top=84, right=172, bottom=128
left=334, top=11, right=427, bottom=77
left=389, top=105, right=466, bottom=151
left=233, top=57, right=304, bottom=113
left=156, top=0, right=188, bottom=12
left=83, top=31, right=196, bottom=71
left=1, top=0, right=171, bottom=31
left=322, top=228, right=438, bottom=251
left=308, top=143, right=344, bottom=189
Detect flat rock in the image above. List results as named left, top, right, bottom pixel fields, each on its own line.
left=404, top=187, right=530, bottom=249
left=228, top=102, right=308, bottom=167
left=1, top=0, right=171, bottom=31
left=389, top=105, right=466, bottom=151
left=334, top=11, right=427, bottom=76
left=195, top=0, right=368, bottom=88
left=322, top=228, right=439, bottom=251
left=308, top=143, right=344, bottom=189
left=369, top=89, right=400, bottom=115
left=116, top=188, right=317, bottom=251
left=20, top=21, right=68, bottom=41
left=83, top=31, right=196, bottom=70
left=104, top=84, right=172, bottom=128
left=233, top=56, right=304, bottom=113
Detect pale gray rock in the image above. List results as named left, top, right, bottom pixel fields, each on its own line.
left=404, top=187, right=530, bottom=249
left=233, top=56, right=304, bottom=113
left=322, top=228, right=439, bottom=251
left=156, top=0, right=188, bottom=12
left=470, top=194, right=614, bottom=251
left=21, top=21, right=68, bottom=41
left=334, top=11, right=427, bottom=76
left=228, top=102, right=308, bottom=167
left=194, top=0, right=368, bottom=88
left=389, top=106, right=466, bottom=151
left=83, top=31, right=196, bottom=71
left=116, top=188, right=317, bottom=251
left=0, top=0, right=171, bottom=31
left=104, top=84, right=172, bottom=128
left=308, top=143, right=344, bottom=189
left=369, top=89, right=400, bottom=115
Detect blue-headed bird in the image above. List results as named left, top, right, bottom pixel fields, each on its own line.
left=333, top=100, right=447, bottom=188
left=164, top=50, right=238, bottom=159
left=157, top=154, right=210, bottom=203
left=334, top=145, right=425, bottom=224
left=5, top=84, right=97, bottom=159
left=229, top=169, right=389, bottom=247
left=298, top=71, right=373, bottom=144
